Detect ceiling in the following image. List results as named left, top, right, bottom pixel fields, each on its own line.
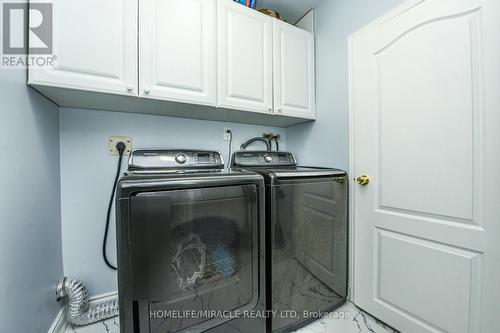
left=256, top=0, right=322, bottom=24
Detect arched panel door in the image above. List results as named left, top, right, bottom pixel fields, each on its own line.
left=350, top=0, right=500, bottom=332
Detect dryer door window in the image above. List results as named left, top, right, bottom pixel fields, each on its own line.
left=129, top=184, right=259, bottom=333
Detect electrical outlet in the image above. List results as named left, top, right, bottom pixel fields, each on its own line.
left=109, top=136, right=133, bottom=155
left=223, top=128, right=232, bottom=141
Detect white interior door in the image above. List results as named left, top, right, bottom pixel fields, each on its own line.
left=273, top=19, right=316, bottom=119
left=29, top=0, right=137, bottom=95
left=139, top=0, right=216, bottom=106
left=217, top=0, right=273, bottom=114
left=350, top=0, right=500, bottom=332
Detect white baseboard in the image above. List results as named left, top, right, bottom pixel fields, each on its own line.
left=47, top=308, right=67, bottom=333
left=47, top=292, right=118, bottom=333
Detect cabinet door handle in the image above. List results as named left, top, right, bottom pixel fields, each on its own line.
left=126, top=85, right=134, bottom=92
left=144, top=87, right=151, bottom=94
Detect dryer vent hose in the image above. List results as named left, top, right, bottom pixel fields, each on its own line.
left=56, top=277, right=119, bottom=326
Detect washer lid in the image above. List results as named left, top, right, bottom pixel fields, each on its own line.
left=270, top=167, right=346, bottom=179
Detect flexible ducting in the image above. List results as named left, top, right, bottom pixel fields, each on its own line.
left=56, top=277, right=119, bottom=326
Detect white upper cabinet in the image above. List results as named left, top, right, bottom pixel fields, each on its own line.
left=273, top=19, right=316, bottom=118
left=27, top=0, right=316, bottom=126
left=139, top=0, right=217, bottom=106
left=217, top=0, right=273, bottom=114
left=28, top=0, right=138, bottom=95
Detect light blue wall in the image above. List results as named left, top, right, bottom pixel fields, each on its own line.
left=0, top=70, right=62, bottom=332
left=287, top=0, right=406, bottom=170
left=60, top=107, right=286, bottom=294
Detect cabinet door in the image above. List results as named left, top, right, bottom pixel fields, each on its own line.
left=273, top=19, right=316, bottom=119
left=28, top=0, right=138, bottom=96
left=217, top=0, right=273, bottom=114
left=139, top=0, right=216, bottom=106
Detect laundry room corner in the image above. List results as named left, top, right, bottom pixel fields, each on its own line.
left=286, top=0, right=405, bottom=171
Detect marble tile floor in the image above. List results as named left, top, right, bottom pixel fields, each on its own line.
left=294, top=301, right=399, bottom=333
left=63, top=317, right=119, bottom=333
left=62, top=301, right=398, bottom=333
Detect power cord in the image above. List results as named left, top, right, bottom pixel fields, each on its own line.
left=103, top=142, right=126, bottom=271
left=226, top=129, right=233, bottom=168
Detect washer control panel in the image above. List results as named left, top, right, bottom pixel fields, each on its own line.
left=232, top=151, right=296, bottom=167
left=129, top=150, right=224, bottom=170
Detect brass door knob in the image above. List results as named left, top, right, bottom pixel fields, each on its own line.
left=356, top=175, right=370, bottom=186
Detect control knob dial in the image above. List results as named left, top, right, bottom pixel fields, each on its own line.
left=175, top=154, right=187, bottom=164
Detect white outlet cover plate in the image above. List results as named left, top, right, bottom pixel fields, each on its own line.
left=109, top=136, right=133, bottom=155
left=224, top=128, right=232, bottom=141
